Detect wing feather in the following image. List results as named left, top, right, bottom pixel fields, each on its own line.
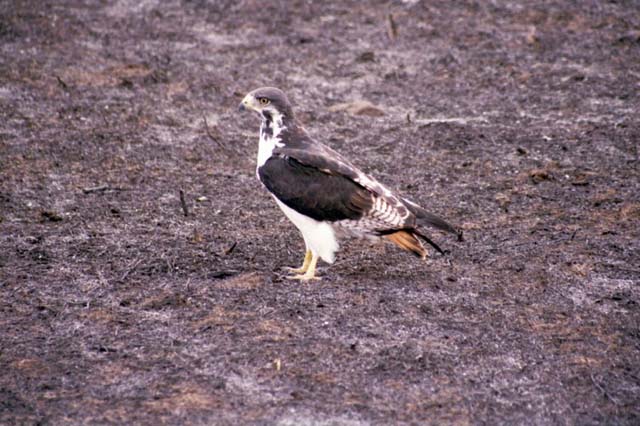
left=274, top=145, right=414, bottom=230
left=258, top=154, right=374, bottom=222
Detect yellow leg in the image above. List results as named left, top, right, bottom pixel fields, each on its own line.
left=287, top=249, right=312, bottom=274
left=287, top=252, right=320, bottom=281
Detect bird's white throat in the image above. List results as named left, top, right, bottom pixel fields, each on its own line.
left=257, top=111, right=286, bottom=168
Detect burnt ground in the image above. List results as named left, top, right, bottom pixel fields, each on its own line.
left=1, top=0, right=639, bottom=424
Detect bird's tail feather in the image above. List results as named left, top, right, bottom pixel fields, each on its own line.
left=413, top=229, right=445, bottom=255
left=403, top=198, right=464, bottom=241
left=384, top=231, right=427, bottom=259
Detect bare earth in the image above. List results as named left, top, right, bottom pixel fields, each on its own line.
left=1, top=1, right=639, bottom=424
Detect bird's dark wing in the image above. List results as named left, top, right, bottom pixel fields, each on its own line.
left=261, top=143, right=417, bottom=231
left=258, top=153, right=373, bottom=222
left=274, top=142, right=415, bottom=226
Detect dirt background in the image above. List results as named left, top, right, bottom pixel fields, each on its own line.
left=1, top=0, right=639, bottom=424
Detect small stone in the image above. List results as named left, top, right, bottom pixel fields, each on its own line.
left=40, top=211, right=63, bottom=222
left=328, top=100, right=385, bottom=117
left=495, top=193, right=511, bottom=211
left=356, top=51, right=375, bottom=62
left=529, top=169, right=551, bottom=184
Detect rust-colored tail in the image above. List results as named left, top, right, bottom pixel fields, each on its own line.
left=384, top=230, right=427, bottom=259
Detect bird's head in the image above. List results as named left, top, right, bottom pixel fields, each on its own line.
left=238, top=87, right=294, bottom=122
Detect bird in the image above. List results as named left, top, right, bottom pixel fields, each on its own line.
left=239, top=87, right=462, bottom=281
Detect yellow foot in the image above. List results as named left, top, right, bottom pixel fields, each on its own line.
left=286, top=249, right=312, bottom=274
left=286, top=252, right=319, bottom=281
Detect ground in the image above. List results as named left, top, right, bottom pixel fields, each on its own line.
left=1, top=0, right=639, bottom=424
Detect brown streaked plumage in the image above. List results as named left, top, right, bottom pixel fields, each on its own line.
left=384, top=230, right=428, bottom=259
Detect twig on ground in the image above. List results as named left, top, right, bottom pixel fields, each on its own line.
left=590, top=374, right=621, bottom=405
left=179, top=189, right=189, bottom=217
left=223, top=242, right=237, bottom=255
left=203, top=113, right=224, bottom=149
left=82, top=185, right=123, bottom=194
left=55, top=75, right=68, bottom=90
left=120, top=258, right=143, bottom=282
left=387, top=13, right=398, bottom=40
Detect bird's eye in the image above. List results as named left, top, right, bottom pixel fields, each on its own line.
left=259, top=97, right=270, bottom=105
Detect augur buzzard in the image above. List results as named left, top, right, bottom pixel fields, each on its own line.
left=239, top=87, right=462, bottom=280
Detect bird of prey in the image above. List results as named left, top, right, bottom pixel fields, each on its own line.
left=239, top=87, right=462, bottom=280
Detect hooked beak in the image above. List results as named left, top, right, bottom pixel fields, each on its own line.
left=238, top=93, right=254, bottom=112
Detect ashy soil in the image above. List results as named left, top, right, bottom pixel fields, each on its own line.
left=1, top=0, right=639, bottom=424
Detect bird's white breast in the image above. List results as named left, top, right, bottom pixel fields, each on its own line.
left=273, top=197, right=339, bottom=264
left=257, top=134, right=282, bottom=169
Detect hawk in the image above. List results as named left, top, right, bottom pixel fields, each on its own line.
left=239, top=87, right=462, bottom=280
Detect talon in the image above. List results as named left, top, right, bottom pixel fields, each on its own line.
left=286, top=251, right=319, bottom=281
left=286, top=274, right=321, bottom=281
left=286, top=249, right=312, bottom=275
